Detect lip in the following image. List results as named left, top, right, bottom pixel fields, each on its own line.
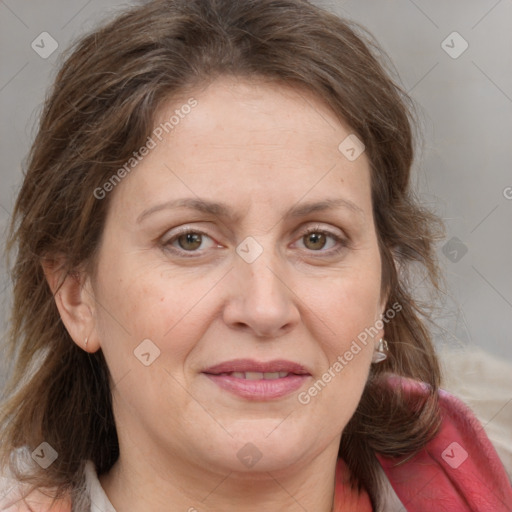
left=202, top=359, right=311, bottom=401
left=203, top=358, right=311, bottom=375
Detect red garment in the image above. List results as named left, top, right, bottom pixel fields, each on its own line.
left=333, top=457, right=373, bottom=511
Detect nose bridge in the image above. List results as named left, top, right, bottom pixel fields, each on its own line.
left=226, top=234, right=298, bottom=337
left=238, top=234, right=284, bottom=302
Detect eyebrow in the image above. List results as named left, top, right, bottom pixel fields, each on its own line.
left=136, top=197, right=365, bottom=224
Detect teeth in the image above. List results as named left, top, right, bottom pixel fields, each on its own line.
left=245, top=372, right=264, bottom=380
left=226, top=371, right=291, bottom=380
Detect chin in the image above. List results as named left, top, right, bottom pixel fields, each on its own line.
left=209, top=427, right=308, bottom=474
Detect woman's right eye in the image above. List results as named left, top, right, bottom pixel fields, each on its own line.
left=163, top=228, right=218, bottom=256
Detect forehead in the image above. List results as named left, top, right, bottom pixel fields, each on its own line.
left=156, top=76, right=357, bottom=154
left=110, top=76, right=373, bottom=222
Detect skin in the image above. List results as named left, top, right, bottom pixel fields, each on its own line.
left=46, top=76, right=388, bottom=512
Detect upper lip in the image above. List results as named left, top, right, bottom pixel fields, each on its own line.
left=202, top=359, right=311, bottom=375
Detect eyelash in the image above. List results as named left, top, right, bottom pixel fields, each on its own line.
left=161, top=226, right=348, bottom=258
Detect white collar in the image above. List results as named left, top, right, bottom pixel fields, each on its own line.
left=84, top=461, right=117, bottom=512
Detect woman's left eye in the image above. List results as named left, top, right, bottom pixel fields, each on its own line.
left=294, top=227, right=347, bottom=255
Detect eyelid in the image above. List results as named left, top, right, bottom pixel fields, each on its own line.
left=296, top=223, right=345, bottom=239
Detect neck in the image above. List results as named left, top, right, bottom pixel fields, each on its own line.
left=100, top=444, right=339, bottom=512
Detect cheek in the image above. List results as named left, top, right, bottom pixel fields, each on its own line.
left=298, top=274, right=380, bottom=426
left=93, top=254, right=215, bottom=372
left=308, top=260, right=382, bottom=340
left=298, top=253, right=382, bottom=395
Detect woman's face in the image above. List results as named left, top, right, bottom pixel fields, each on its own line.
left=87, top=77, right=387, bottom=477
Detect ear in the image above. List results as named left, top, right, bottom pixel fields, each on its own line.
left=41, top=256, right=101, bottom=353
left=378, top=285, right=390, bottom=315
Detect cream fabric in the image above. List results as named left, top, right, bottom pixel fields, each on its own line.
left=439, top=346, right=512, bottom=482
left=83, top=461, right=116, bottom=512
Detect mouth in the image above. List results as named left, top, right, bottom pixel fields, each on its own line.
left=202, top=359, right=311, bottom=400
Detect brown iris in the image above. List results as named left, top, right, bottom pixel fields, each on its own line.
left=177, top=232, right=203, bottom=251
left=303, top=232, right=327, bottom=251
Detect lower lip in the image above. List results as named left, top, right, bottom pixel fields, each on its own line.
left=203, top=373, right=310, bottom=400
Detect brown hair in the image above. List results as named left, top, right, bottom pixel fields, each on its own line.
left=1, top=0, right=445, bottom=508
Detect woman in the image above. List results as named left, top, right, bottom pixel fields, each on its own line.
left=1, top=0, right=511, bottom=511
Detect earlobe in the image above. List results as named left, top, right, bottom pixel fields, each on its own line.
left=41, top=256, right=100, bottom=353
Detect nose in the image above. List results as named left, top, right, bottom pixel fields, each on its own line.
left=222, top=246, right=300, bottom=338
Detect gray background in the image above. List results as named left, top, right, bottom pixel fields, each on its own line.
left=1, top=0, right=511, bottom=388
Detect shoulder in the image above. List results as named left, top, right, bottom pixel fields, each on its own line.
left=376, top=375, right=512, bottom=512
left=0, top=477, right=71, bottom=512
